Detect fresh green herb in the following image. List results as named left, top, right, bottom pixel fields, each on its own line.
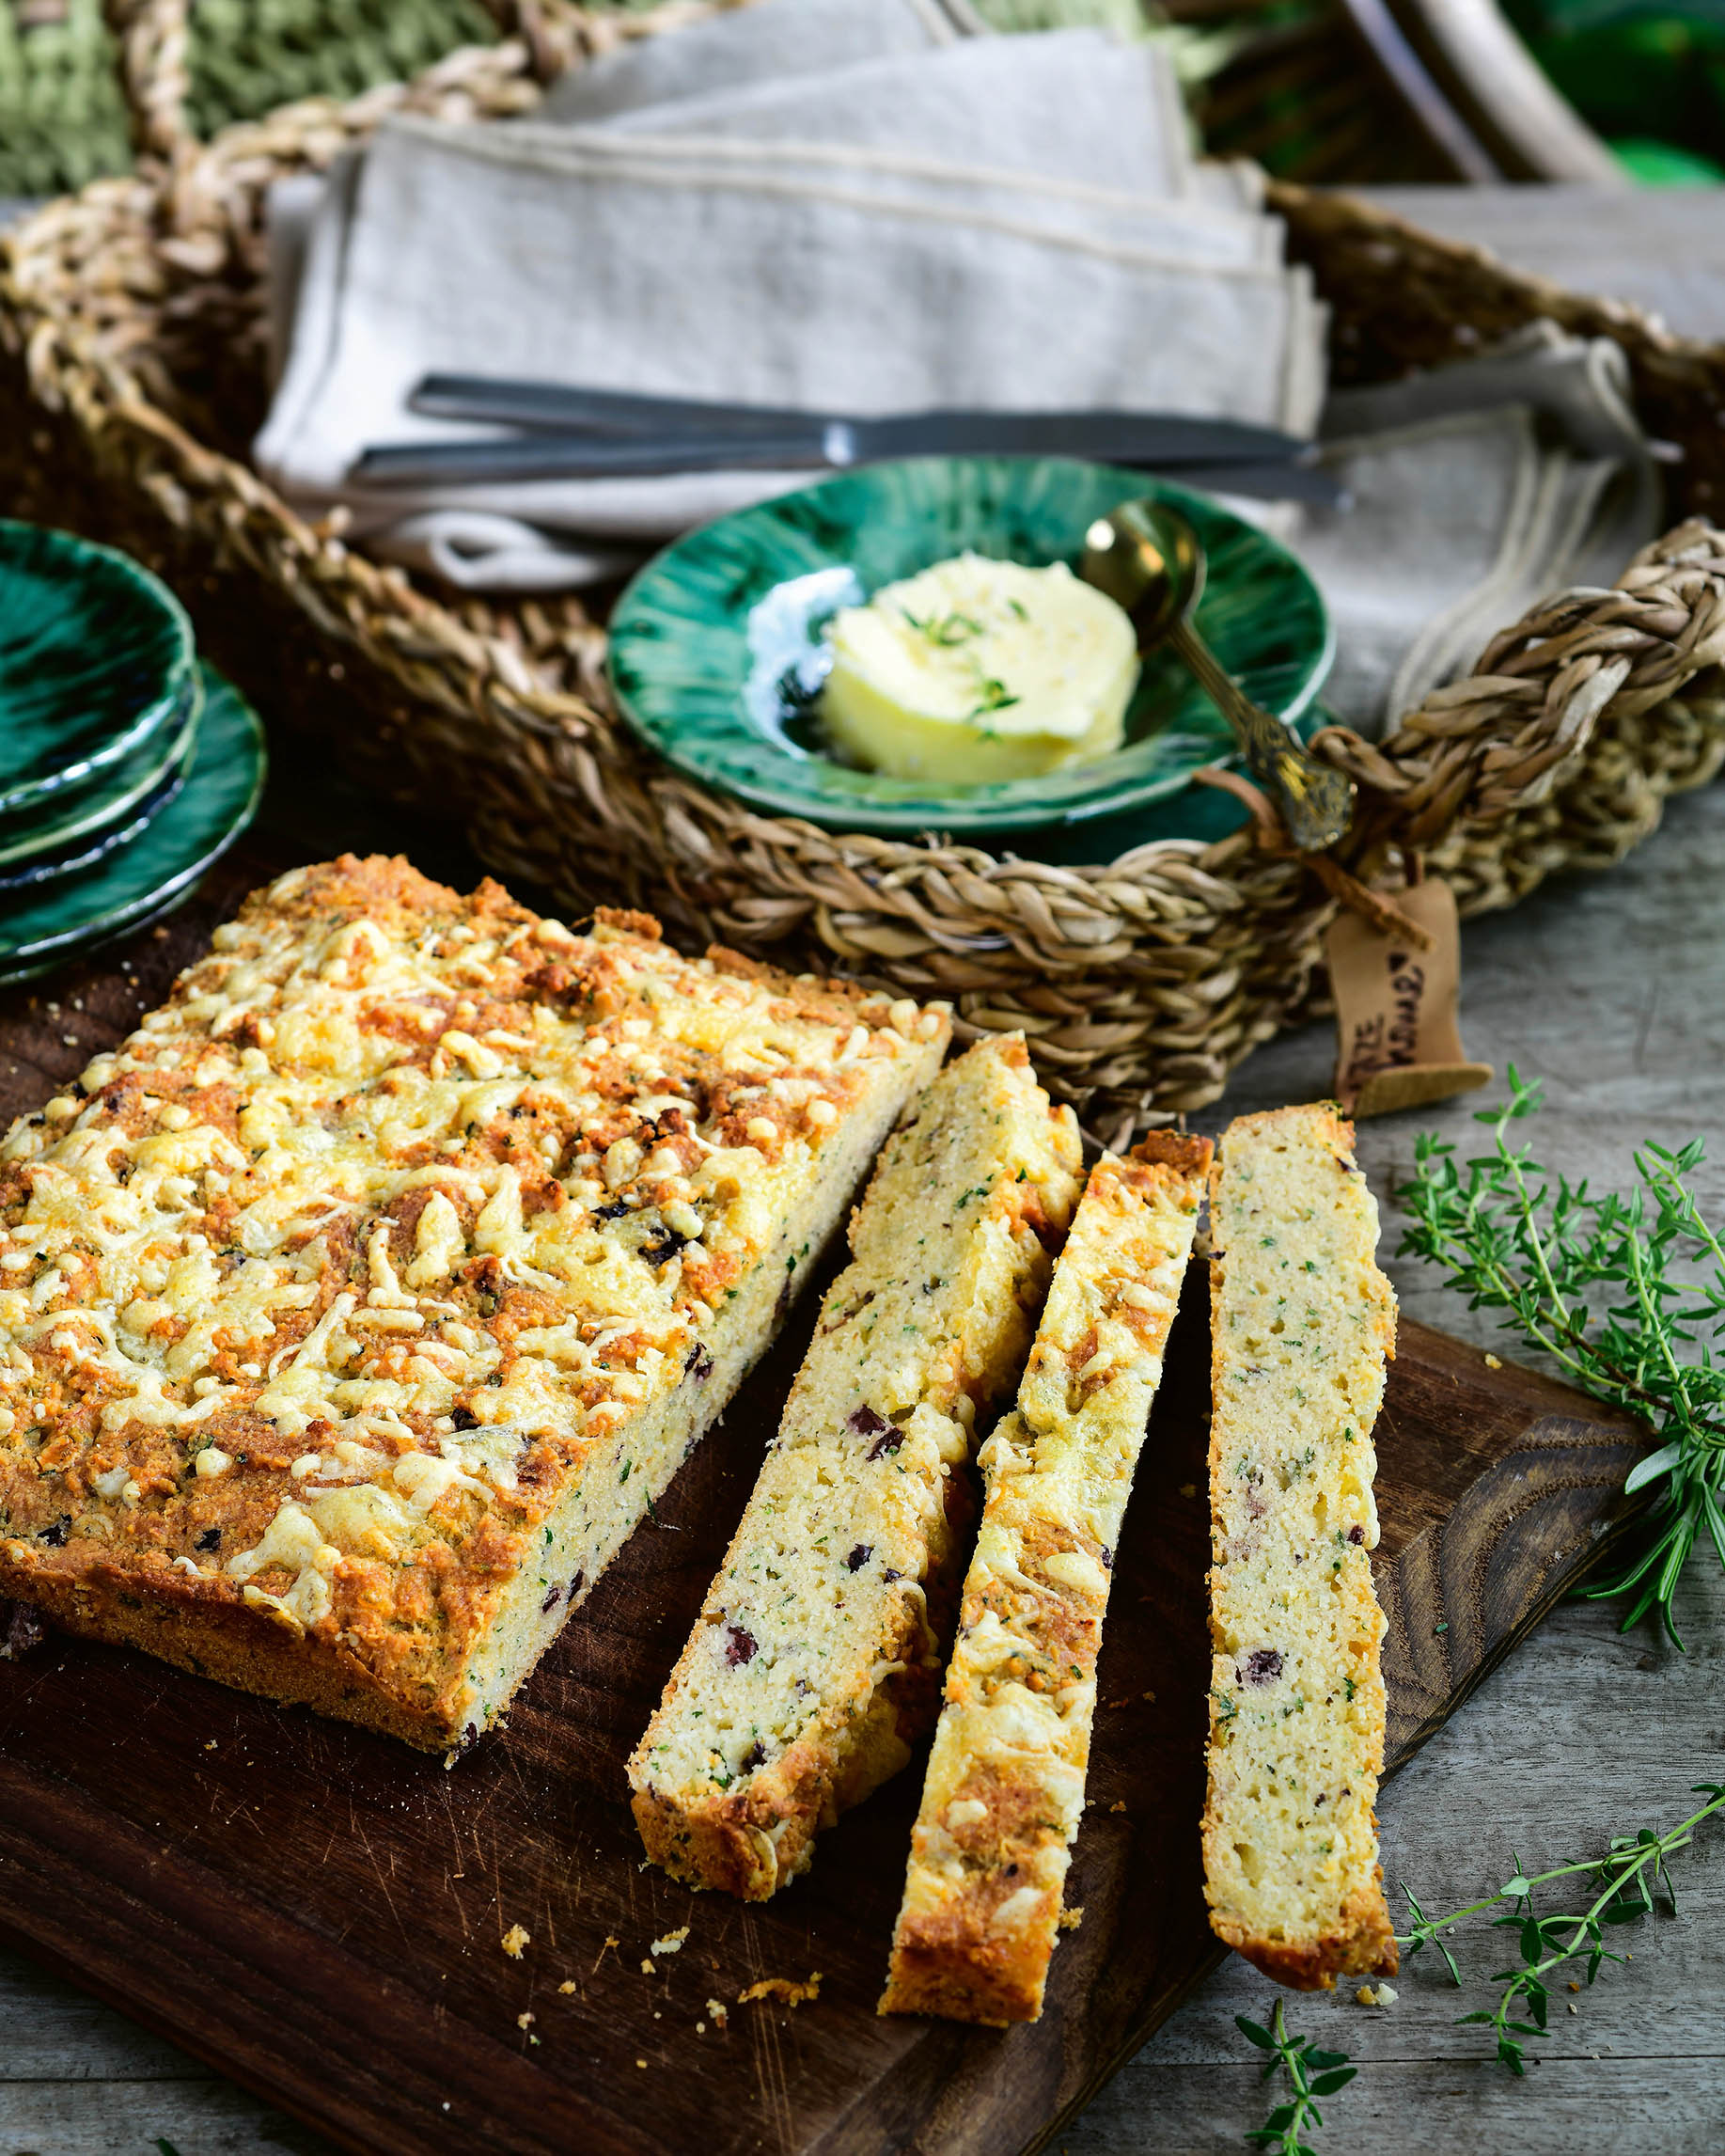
left=1396, top=1783, right=1725, bottom=2074
left=1400, top=1068, right=1725, bottom=1645
left=1006, top=595, right=1029, bottom=621
left=966, top=676, right=1021, bottom=720
left=901, top=607, right=983, bottom=646
left=1236, top=1999, right=1354, bottom=2154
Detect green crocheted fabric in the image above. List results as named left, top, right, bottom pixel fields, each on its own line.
left=0, top=0, right=132, bottom=196
left=0, top=0, right=499, bottom=196
left=184, top=0, right=496, bottom=140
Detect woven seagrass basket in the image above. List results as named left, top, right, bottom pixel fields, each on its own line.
left=3, top=0, right=1724, bottom=1141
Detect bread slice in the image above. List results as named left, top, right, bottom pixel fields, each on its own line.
left=0, top=855, right=949, bottom=1752
left=880, top=1132, right=1211, bottom=2024
left=1201, top=1102, right=1398, bottom=1988
left=629, top=1036, right=1083, bottom=1899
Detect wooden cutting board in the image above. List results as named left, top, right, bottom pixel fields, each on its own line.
left=0, top=853, right=1647, bottom=2156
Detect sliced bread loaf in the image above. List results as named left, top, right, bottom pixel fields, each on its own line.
left=629, top=1035, right=1084, bottom=1899
left=881, top=1132, right=1211, bottom=2024
left=1202, top=1103, right=1398, bottom=1989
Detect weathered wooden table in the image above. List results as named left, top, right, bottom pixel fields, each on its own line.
left=2, top=181, right=1722, bottom=2156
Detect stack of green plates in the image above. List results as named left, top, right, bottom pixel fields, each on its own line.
left=0, top=524, right=267, bottom=985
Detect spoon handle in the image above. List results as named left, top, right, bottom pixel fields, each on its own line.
left=1168, top=620, right=1355, bottom=853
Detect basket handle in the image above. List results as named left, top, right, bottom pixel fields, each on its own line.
left=474, top=0, right=605, bottom=84
left=104, top=0, right=195, bottom=165
left=476, top=1, right=729, bottom=86
left=1317, top=515, right=1725, bottom=858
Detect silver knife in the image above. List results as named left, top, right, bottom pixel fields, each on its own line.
left=407, top=373, right=1310, bottom=464
left=351, top=422, right=1343, bottom=506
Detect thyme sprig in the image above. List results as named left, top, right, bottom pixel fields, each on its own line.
left=900, top=607, right=982, bottom=646
left=1397, top=1067, right=1725, bottom=1644
left=1396, top=1784, right=1725, bottom=2074
left=1236, top=1999, right=1355, bottom=2155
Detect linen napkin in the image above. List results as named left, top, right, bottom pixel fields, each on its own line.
left=541, top=0, right=977, bottom=124
left=256, top=20, right=1324, bottom=590
left=1301, top=322, right=1661, bottom=730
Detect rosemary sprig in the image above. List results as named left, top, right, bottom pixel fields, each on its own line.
left=1396, top=1784, right=1725, bottom=2074
left=1235, top=1999, right=1355, bottom=2155
left=1398, top=1067, right=1725, bottom=1644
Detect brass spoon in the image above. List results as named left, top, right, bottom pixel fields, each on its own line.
left=1079, top=499, right=1354, bottom=854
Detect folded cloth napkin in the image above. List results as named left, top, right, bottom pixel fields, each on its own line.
left=541, top=0, right=977, bottom=124
left=256, top=16, right=1325, bottom=590
left=572, top=30, right=1201, bottom=208
left=1300, top=321, right=1661, bottom=731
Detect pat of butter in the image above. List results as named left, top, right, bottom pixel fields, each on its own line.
left=821, top=552, right=1138, bottom=784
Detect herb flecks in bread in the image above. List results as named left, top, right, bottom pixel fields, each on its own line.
left=1202, top=1103, right=1397, bottom=1990
left=880, top=1132, right=1210, bottom=2024
left=629, top=1037, right=1083, bottom=1899
left=0, top=856, right=949, bottom=1749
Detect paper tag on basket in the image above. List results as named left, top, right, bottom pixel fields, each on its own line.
left=1326, top=876, right=1494, bottom=1119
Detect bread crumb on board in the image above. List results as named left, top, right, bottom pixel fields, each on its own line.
left=651, top=1926, right=690, bottom=1956
left=500, top=1925, right=531, bottom=1959
left=738, top=1973, right=823, bottom=2008
left=706, top=1997, right=729, bottom=2029
left=557, top=1980, right=577, bottom=1995
left=1356, top=1981, right=1399, bottom=2006
left=1058, top=1907, right=1084, bottom=1932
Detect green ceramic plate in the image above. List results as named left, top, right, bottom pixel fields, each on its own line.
left=0, top=760, right=189, bottom=896
left=0, top=666, right=266, bottom=983
left=0, top=669, right=203, bottom=874
left=0, top=521, right=196, bottom=817
left=607, top=459, right=1332, bottom=838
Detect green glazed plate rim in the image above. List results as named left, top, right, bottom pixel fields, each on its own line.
left=0, top=665, right=266, bottom=978
left=0, top=671, right=204, bottom=872
left=0, top=521, right=197, bottom=818
left=606, top=457, right=1333, bottom=838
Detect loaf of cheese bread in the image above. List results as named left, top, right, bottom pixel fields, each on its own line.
left=0, top=856, right=948, bottom=1750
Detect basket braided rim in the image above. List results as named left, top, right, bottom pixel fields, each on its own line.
left=3, top=0, right=1724, bottom=1139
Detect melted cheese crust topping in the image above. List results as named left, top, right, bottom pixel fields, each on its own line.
left=0, top=857, right=943, bottom=1689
